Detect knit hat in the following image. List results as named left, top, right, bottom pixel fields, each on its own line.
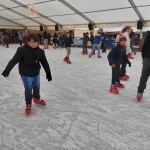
left=119, top=35, right=127, bottom=43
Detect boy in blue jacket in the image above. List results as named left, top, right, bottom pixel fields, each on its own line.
left=89, top=31, right=102, bottom=58
left=108, top=35, right=131, bottom=94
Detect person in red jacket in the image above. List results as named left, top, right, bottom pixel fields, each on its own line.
left=4, top=33, right=9, bottom=48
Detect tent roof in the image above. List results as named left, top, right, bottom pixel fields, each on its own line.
left=0, top=0, right=150, bottom=28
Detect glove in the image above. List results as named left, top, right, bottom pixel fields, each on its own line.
left=1, top=70, right=9, bottom=78
left=46, top=73, right=52, bottom=82
left=128, top=62, right=131, bottom=68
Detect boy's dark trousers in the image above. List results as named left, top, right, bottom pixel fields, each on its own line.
left=138, top=57, right=150, bottom=94
left=112, top=65, right=120, bottom=85
left=120, top=58, right=127, bottom=77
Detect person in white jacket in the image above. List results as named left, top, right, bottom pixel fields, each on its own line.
left=120, top=26, right=133, bottom=81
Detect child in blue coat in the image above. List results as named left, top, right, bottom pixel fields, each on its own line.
left=108, top=35, right=131, bottom=94
left=89, top=31, right=102, bottom=58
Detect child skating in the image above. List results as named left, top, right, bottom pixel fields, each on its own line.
left=107, top=35, right=131, bottom=94
left=1, top=34, right=52, bottom=115
left=63, top=32, right=73, bottom=64
left=89, top=30, right=102, bottom=58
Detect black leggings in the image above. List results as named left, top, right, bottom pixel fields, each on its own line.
left=111, top=66, right=120, bottom=85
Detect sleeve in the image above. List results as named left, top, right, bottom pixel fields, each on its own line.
left=41, top=51, right=51, bottom=74
left=4, top=48, right=23, bottom=72
left=125, top=34, right=132, bottom=54
left=123, top=49, right=130, bottom=64
left=107, top=47, right=116, bottom=66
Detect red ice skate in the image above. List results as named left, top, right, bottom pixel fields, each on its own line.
left=65, top=57, right=71, bottom=64
left=89, top=55, right=92, bottom=58
left=124, top=74, right=130, bottom=79
left=63, top=57, right=67, bottom=61
left=109, top=86, right=119, bottom=94
left=25, top=104, right=32, bottom=115
left=116, top=83, right=125, bottom=88
left=92, top=51, right=95, bottom=55
left=120, top=76, right=128, bottom=81
left=6, top=46, right=9, bottom=48
left=98, top=55, right=102, bottom=58
left=137, top=96, right=142, bottom=102
left=33, top=97, right=46, bottom=105
left=137, top=93, right=143, bottom=102
left=128, top=55, right=134, bottom=59
left=82, top=51, right=86, bottom=55
left=134, top=51, right=136, bottom=55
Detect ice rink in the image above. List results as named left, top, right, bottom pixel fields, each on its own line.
left=1, top=44, right=150, bottom=150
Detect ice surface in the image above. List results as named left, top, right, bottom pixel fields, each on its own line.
left=0, top=44, right=150, bottom=150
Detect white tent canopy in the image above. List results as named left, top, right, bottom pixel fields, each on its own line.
left=0, top=0, right=150, bottom=28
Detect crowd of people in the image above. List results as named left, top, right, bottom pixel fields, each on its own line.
left=1, top=26, right=150, bottom=115
left=0, top=30, right=23, bottom=48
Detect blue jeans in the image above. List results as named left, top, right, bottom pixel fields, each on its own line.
left=21, top=74, right=40, bottom=104
left=130, top=45, right=135, bottom=53
left=90, top=44, right=100, bottom=56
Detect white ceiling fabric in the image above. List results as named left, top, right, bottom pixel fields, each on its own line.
left=0, top=0, right=150, bottom=27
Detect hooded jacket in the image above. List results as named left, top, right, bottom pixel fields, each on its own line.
left=93, top=34, right=102, bottom=44
left=108, top=44, right=130, bottom=66
left=4, top=43, right=51, bottom=77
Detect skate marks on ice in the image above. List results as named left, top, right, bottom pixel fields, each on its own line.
left=0, top=46, right=150, bottom=150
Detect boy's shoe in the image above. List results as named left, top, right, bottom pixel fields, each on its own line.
left=116, top=83, right=125, bottom=88
left=109, top=86, right=119, bottom=94
left=98, top=56, right=102, bottom=58
left=137, top=93, right=143, bottom=102
left=120, top=76, right=128, bottom=81
left=134, top=51, right=136, bottom=55
left=25, top=104, right=32, bottom=115
left=124, top=74, right=130, bottom=79
left=6, top=46, right=9, bottom=48
left=85, top=52, right=88, bottom=55
left=89, top=55, right=92, bottom=58
left=33, top=97, right=46, bottom=105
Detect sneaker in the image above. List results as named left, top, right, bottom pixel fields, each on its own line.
left=89, top=55, right=92, bottom=58
left=33, top=97, right=46, bottom=105
left=137, top=93, right=143, bottom=102
left=25, top=104, right=32, bottom=115
left=109, top=86, right=119, bottom=94
left=120, top=76, right=128, bottom=81
left=116, top=83, right=125, bottom=88
left=134, top=51, right=136, bottom=55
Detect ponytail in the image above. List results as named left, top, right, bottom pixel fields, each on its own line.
left=122, top=26, right=131, bottom=33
